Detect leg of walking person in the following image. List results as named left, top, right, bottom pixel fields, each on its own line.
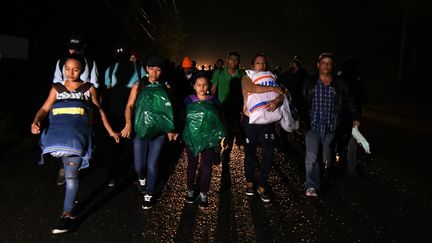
left=63, top=156, right=82, bottom=214
left=142, top=134, right=166, bottom=209
left=305, top=130, right=321, bottom=197
left=185, top=147, right=199, bottom=189
left=199, top=149, right=213, bottom=194
left=52, top=156, right=82, bottom=234
left=197, top=148, right=213, bottom=208
left=184, top=146, right=199, bottom=203
left=145, top=134, right=166, bottom=194
left=322, top=132, right=336, bottom=170
left=133, top=136, right=149, bottom=193
left=241, top=116, right=259, bottom=195
left=257, top=124, right=276, bottom=197
left=322, top=131, right=336, bottom=189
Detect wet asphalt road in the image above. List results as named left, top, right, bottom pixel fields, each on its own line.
left=0, top=116, right=431, bottom=242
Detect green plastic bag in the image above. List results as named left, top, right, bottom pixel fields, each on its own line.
left=182, top=100, right=225, bottom=156
left=134, top=83, right=174, bottom=138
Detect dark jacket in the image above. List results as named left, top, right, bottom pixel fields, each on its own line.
left=302, top=75, right=360, bottom=130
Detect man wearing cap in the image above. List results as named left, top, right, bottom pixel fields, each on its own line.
left=102, top=45, right=146, bottom=187
left=52, top=34, right=100, bottom=186
left=302, top=52, right=359, bottom=197
left=169, top=56, right=195, bottom=105
left=168, top=56, right=197, bottom=130
left=210, top=51, right=245, bottom=167
left=53, top=34, right=99, bottom=88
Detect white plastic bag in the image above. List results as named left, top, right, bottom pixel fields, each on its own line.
left=352, top=127, right=371, bottom=154
left=279, top=94, right=299, bottom=132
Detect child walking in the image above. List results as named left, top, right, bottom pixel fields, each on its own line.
left=182, top=72, right=225, bottom=208
left=31, top=54, right=119, bottom=234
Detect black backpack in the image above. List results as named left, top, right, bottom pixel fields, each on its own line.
left=108, top=61, right=143, bottom=83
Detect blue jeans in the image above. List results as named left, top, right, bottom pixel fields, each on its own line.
left=133, top=134, right=166, bottom=193
left=241, top=116, right=276, bottom=188
left=304, top=130, right=335, bottom=190
left=62, top=156, right=82, bottom=213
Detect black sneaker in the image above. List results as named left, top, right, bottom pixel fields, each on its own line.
left=52, top=216, right=73, bottom=234
left=245, top=187, right=254, bottom=196
left=184, top=190, right=196, bottom=204
left=257, top=188, right=271, bottom=202
left=56, top=168, right=65, bottom=186
left=137, top=178, right=147, bottom=194
left=198, top=193, right=209, bottom=209
left=142, top=194, right=155, bottom=210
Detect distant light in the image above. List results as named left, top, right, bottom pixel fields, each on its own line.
left=198, top=64, right=211, bottom=70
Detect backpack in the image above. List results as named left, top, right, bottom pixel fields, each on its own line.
left=108, top=61, right=143, bottom=83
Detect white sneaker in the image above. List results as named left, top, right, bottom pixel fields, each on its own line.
left=142, top=194, right=155, bottom=209
left=138, top=178, right=147, bottom=194
left=305, top=187, right=318, bottom=197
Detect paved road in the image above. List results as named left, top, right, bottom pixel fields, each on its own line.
left=0, top=116, right=431, bottom=242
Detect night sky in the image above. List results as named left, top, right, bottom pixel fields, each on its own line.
left=1, top=0, right=431, bottom=111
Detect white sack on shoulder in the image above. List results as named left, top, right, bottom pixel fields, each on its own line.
left=245, top=70, right=282, bottom=125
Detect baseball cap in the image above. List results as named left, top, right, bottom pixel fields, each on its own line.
left=66, top=34, right=84, bottom=50
left=317, top=52, right=335, bottom=62
left=292, top=55, right=303, bottom=65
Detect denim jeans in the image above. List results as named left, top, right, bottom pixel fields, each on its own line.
left=133, top=134, right=166, bottom=193
left=62, top=156, right=82, bottom=213
left=241, top=116, right=276, bottom=188
left=304, top=130, right=335, bottom=190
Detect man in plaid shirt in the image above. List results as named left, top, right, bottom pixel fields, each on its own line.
left=301, top=53, right=360, bottom=197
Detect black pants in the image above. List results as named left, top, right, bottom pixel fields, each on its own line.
left=241, top=116, right=276, bottom=188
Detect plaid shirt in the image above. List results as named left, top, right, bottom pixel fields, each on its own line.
left=310, top=80, right=337, bottom=136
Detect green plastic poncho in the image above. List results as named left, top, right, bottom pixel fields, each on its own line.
left=134, top=83, right=174, bottom=138
left=182, top=100, right=225, bottom=156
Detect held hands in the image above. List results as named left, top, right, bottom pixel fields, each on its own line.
left=167, top=132, right=179, bottom=141
left=110, top=132, right=120, bottom=143
left=31, top=121, right=41, bottom=134
left=120, top=125, right=132, bottom=139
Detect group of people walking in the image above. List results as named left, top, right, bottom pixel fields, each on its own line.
left=30, top=34, right=364, bottom=234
